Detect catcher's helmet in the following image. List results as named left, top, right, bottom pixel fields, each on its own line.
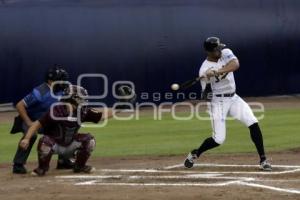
left=203, top=37, right=226, bottom=52
left=62, top=85, right=88, bottom=106
left=46, top=65, right=69, bottom=82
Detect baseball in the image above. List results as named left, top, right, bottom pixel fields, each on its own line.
left=171, top=83, right=179, bottom=91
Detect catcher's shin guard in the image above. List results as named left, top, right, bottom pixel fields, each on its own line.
left=37, top=136, right=55, bottom=172
left=74, top=134, right=95, bottom=168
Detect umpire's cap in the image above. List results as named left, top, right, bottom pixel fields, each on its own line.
left=203, top=37, right=226, bottom=52
left=46, top=65, right=69, bottom=81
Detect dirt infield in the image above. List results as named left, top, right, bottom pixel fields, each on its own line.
left=1, top=152, right=300, bottom=200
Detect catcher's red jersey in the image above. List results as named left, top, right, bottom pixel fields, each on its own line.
left=39, top=105, right=102, bottom=146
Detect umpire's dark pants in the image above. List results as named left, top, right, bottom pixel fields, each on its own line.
left=13, top=123, right=37, bottom=165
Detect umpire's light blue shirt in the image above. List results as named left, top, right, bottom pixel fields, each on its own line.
left=23, top=83, right=61, bottom=121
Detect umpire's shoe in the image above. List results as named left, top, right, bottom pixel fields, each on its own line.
left=13, top=164, right=27, bottom=174
left=184, top=150, right=198, bottom=168
left=260, top=160, right=272, bottom=171
left=73, top=165, right=96, bottom=174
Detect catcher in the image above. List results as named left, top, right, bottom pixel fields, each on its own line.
left=19, top=84, right=134, bottom=176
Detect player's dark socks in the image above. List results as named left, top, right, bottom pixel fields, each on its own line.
left=249, top=123, right=266, bottom=163
left=196, top=137, right=220, bottom=157
left=13, top=134, right=37, bottom=165
left=75, top=150, right=91, bottom=168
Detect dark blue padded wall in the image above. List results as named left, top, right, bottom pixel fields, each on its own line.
left=0, top=0, right=299, bottom=104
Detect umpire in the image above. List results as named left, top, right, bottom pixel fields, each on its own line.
left=11, top=65, right=71, bottom=174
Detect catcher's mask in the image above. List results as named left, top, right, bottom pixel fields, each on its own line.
left=62, top=85, right=89, bottom=111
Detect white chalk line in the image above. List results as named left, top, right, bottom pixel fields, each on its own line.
left=73, top=180, right=300, bottom=195
left=236, top=181, right=300, bottom=195
left=57, top=175, right=122, bottom=179
left=57, top=174, right=254, bottom=182
left=56, top=163, right=300, bottom=195
left=163, top=163, right=300, bottom=170
left=74, top=180, right=240, bottom=187
left=129, top=175, right=255, bottom=182
left=98, top=168, right=300, bottom=175
left=56, top=174, right=300, bottom=183
left=199, top=168, right=300, bottom=175
left=56, top=173, right=222, bottom=179
left=100, top=169, right=161, bottom=173
left=73, top=180, right=300, bottom=194
left=255, top=179, right=300, bottom=183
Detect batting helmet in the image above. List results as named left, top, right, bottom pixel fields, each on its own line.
left=203, top=37, right=226, bottom=52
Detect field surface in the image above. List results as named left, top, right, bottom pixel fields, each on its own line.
left=0, top=96, right=300, bottom=200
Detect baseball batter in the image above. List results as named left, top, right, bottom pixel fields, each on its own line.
left=184, top=37, right=272, bottom=171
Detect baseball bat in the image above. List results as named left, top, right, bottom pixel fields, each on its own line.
left=179, top=76, right=202, bottom=90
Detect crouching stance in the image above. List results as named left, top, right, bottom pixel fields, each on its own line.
left=19, top=85, right=108, bottom=176
left=34, top=133, right=95, bottom=175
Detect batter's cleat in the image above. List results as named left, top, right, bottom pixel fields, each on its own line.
left=56, top=159, right=75, bottom=170
left=184, top=152, right=197, bottom=169
left=73, top=165, right=96, bottom=174
left=13, top=164, right=27, bottom=174
left=260, top=160, right=272, bottom=171
left=31, top=168, right=46, bottom=176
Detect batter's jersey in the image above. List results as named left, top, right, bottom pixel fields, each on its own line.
left=199, top=48, right=238, bottom=94
left=23, top=83, right=62, bottom=121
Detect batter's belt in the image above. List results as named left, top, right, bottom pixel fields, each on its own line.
left=215, top=92, right=235, bottom=97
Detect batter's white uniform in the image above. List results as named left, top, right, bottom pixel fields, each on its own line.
left=199, top=48, right=258, bottom=144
